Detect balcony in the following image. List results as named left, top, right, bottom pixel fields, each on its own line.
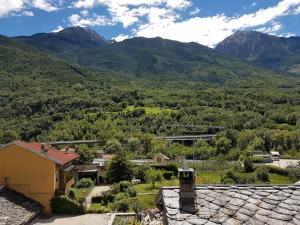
left=59, top=165, right=76, bottom=193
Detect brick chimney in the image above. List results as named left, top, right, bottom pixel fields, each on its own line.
left=41, top=143, right=48, bottom=154
left=179, top=168, right=196, bottom=213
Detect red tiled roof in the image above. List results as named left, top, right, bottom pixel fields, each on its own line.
left=13, top=141, right=79, bottom=165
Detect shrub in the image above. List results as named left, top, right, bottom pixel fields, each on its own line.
left=86, top=204, right=109, bottom=214
left=91, top=196, right=103, bottom=204
left=287, top=163, right=300, bottom=182
left=75, top=178, right=94, bottom=189
left=244, top=158, right=254, bottom=173
left=111, top=183, right=120, bottom=194
left=134, top=166, right=149, bottom=183
left=125, top=186, right=137, bottom=197
left=113, top=199, right=130, bottom=212
left=102, top=191, right=115, bottom=205
left=163, top=171, right=174, bottom=180
left=255, top=167, right=270, bottom=182
left=164, top=163, right=178, bottom=176
left=221, top=170, right=241, bottom=184
left=50, top=195, right=83, bottom=214
left=119, top=181, right=131, bottom=192
left=68, top=189, right=75, bottom=200
left=265, top=165, right=289, bottom=176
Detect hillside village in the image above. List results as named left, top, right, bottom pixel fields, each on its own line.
left=1, top=2, right=300, bottom=224
left=0, top=138, right=300, bottom=225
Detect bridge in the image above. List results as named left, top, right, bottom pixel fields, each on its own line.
left=0, top=134, right=217, bottom=147
left=49, top=140, right=104, bottom=145
left=160, top=134, right=216, bottom=142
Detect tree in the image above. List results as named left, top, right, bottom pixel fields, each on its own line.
left=76, top=145, right=96, bottom=164
left=105, top=138, right=123, bottom=154
left=1, top=130, right=18, bottom=144
left=244, top=158, right=254, bottom=173
left=106, top=153, right=134, bottom=183
left=216, top=137, right=231, bottom=155
left=146, top=169, right=164, bottom=188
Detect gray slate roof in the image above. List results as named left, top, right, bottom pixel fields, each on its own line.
left=0, top=187, right=42, bottom=224
left=159, top=185, right=300, bottom=225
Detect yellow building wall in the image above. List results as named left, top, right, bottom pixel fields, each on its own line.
left=0, top=144, right=56, bottom=213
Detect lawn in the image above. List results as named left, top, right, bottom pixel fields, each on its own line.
left=196, top=172, right=221, bottom=184
left=71, top=186, right=94, bottom=202
left=125, top=106, right=174, bottom=115
left=238, top=172, right=292, bottom=185
left=137, top=194, right=156, bottom=210
left=134, top=179, right=179, bottom=194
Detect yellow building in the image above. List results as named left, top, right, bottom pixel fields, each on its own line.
left=0, top=141, right=79, bottom=213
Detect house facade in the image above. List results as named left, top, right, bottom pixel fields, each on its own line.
left=0, top=141, right=79, bottom=213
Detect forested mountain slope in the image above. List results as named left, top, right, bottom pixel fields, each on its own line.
left=1, top=34, right=300, bottom=157
left=14, top=27, right=280, bottom=83
left=216, top=31, right=300, bottom=74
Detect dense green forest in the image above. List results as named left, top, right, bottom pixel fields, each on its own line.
left=1, top=34, right=300, bottom=160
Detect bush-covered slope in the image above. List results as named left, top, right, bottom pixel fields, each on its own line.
left=1, top=35, right=300, bottom=147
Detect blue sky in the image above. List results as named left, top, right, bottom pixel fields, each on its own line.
left=0, top=0, right=300, bottom=47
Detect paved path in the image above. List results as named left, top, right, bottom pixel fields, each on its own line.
left=86, top=185, right=110, bottom=206
left=32, top=214, right=111, bottom=225
left=266, top=159, right=300, bottom=168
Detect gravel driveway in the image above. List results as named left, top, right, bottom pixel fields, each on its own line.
left=32, top=214, right=111, bottom=225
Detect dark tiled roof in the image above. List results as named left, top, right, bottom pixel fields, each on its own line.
left=0, top=187, right=42, bottom=224
left=159, top=185, right=300, bottom=225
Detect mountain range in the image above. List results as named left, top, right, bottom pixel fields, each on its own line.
left=13, top=27, right=300, bottom=78
left=216, top=31, right=300, bottom=74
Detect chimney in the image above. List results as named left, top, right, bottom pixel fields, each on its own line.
left=41, top=143, right=48, bottom=154
left=179, top=167, right=196, bottom=213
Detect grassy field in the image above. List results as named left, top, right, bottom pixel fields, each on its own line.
left=125, top=106, right=174, bottom=115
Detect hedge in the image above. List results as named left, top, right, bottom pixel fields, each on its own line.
left=91, top=195, right=103, bottom=204
left=50, top=195, right=83, bottom=214
left=264, top=165, right=289, bottom=176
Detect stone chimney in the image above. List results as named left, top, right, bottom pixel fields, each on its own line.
left=179, top=168, right=196, bottom=213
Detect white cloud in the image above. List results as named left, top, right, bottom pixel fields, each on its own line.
left=190, top=7, right=201, bottom=16
left=113, top=34, right=129, bottom=42
left=52, top=25, right=64, bottom=32
left=294, top=5, right=300, bottom=13
left=73, top=0, right=95, bottom=8
left=22, top=10, right=34, bottom=16
left=0, top=0, right=58, bottom=17
left=0, top=0, right=24, bottom=16
left=80, top=9, right=89, bottom=16
left=68, top=13, right=113, bottom=27
left=257, top=22, right=282, bottom=34
left=133, top=0, right=300, bottom=47
left=32, top=0, right=58, bottom=12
